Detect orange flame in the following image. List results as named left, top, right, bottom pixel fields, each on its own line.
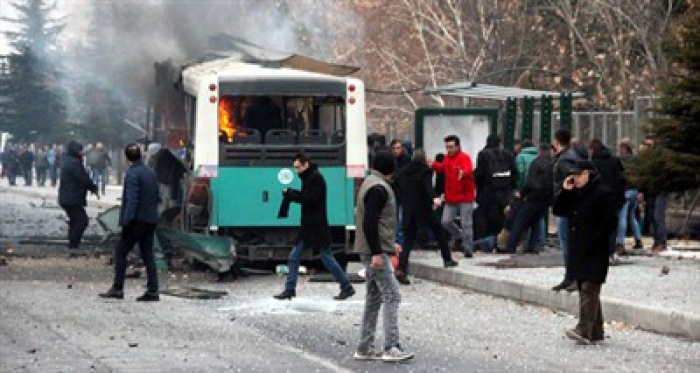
left=218, top=97, right=251, bottom=142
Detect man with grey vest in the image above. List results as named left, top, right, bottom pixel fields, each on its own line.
left=353, top=150, right=414, bottom=362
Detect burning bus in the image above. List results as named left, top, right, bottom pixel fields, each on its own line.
left=152, top=40, right=367, bottom=265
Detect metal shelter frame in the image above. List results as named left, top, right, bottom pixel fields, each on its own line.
left=424, top=81, right=586, bottom=149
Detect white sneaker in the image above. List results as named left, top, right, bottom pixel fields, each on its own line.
left=353, top=349, right=383, bottom=361
left=381, top=346, right=414, bottom=362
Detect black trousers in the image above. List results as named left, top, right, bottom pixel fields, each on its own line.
left=112, top=222, right=158, bottom=294
left=575, top=282, right=604, bottom=340
left=505, top=201, right=548, bottom=252
left=399, top=214, right=452, bottom=275
left=62, top=204, right=89, bottom=249
left=36, top=167, right=47, bottom=186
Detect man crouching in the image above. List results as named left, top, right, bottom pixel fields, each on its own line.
left=553, top=160, right=618, bottom=344
left=353, top=150, right=414, bottom=362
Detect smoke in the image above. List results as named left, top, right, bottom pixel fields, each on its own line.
left=54, top=0, right=362, bottom=126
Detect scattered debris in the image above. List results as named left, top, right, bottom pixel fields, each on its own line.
left=0, top=257, right=8, bottom=266
left=26, top=348, right=38, bottom=354
left=660, top=266, right=670, bottom=276
left=67, top=284, right=73, bottom=289
left=161, top=286, right=228, bottom=300
left=128, top=342, right=138, bottom=348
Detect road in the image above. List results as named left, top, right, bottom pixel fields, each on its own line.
left=1, top=257, right=698, bottom=372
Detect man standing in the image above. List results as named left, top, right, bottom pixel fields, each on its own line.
left=92, top=142, right=112, bottom=195
left=589, top=139, right=625, bottom=262
left=99, top=144, right=161, bottom=301
left=553, top=160, right=618, bottom=344
left=473, top=135, right=517, bottom=252
left=58, top=141, right=98, bottom=254
left=34, top=146, right=49, bottom=187
left=432, top=135, right=476, bottom=257
left=394, top=149, right=457, bottom=285
left=19, top=145, right=34, bottom=186
left=47, top=144, right=58, bottom=187
left=551, top=129, right=588, bottom=291
left=274, top=154, right=355, bottom=301
left=353, top=151, right=413, bottom=362
left=390, top=139, right=411, bottom=172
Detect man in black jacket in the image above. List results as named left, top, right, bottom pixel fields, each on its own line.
left=589, top=139, right=625, bottom=261
left=58, top=141, right=98, bottom=253
left=503, top=144, right=554, bottom=254
left=474, top=135, right=517, bottom=252
left=553, top=160, right=619, bottom=344
left=274, top=154, right=355, bottom=301
left=394, top=149, right=457, bottom=285
left=100, top=144, right=161, bottom=301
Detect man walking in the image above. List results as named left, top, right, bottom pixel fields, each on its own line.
left=353, top=150, right=413, bottom=362
left=274, top=154, right=355, bottom=301
left=473, top=135, right=517, bottom=252
left=58, top=141, right=98, bottom=254
left=394, top=149, right=458, bottom=285
left=432, top=135, right=476, bottom=257
left=553, top=160, right=618, bottom=344
left=551, top=130, right=588, bottom=291
left=99, top=144, right=161, bottom=301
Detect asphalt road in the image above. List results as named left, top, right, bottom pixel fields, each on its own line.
left=1, top=257, right=698, bottom=372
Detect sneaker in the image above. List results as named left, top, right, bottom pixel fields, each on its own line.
left=98, top=288, right=124, bottom=300
left=565, top=329, right=591, bottom=345
left=443, top=260, right=458, bottom=268
left=354, top=348, right=383, bottom=361
left=382, top=346, right=414, bottom=362
left=395, top=273, right=411, bottom=285
left=334, top=287, right=356, bottom=301
left=136, top=292, right=160, bottom=302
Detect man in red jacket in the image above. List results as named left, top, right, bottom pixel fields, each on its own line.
left=432, top=135, right=476, bottom=257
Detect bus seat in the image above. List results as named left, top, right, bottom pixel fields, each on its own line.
left=232, top=127, right=261, bottom=145
left=331, top=130, right=345, bottom=144
left=266, top=129, right=297, bottom=144
left=299, top=130, right=328, bottom=145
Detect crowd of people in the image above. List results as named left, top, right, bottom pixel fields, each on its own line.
left=0, top=141, right=113, bottom=194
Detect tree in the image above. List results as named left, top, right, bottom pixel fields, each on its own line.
left=1, top=0, right=66, bottom=142
left=626, top=1, right=700, bottom=197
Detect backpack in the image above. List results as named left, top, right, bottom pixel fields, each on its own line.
left=487, top=148, right=513, bottom=190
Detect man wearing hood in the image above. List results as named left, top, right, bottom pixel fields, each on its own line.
left=551, top=130, right=588, bottom=291
left=553, top=160, right=619, bottom=345
left=515, top=140, right=537, bottom=189
left=394, top=149, right=457, bottom=285
left=473, top=135, right=517, bottom=252
left=58, top=141, right=98, bottom=253
left=589, top=139, right=625, bottom=261
left=274, top=154, right=355, bottom=301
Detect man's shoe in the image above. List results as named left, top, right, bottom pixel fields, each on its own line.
left=98, top=289, right=124, bottom=299
left=395, top=273, right=411, bottom=285
left=463, top=250, right=473, bottom=258
left=273, top=289, right=296, bottom=300
left=565, top=329, right=591, bottom=345
left=136, top=293, right=160, bottom=302
left=633, top=239, right=643, bottom=249
left=354, top=348, right=383, bottom=361
left=444, top=260, right=458, bottom=268
left=552, top=279, right=574, bottom=292
left=381, top=346, right=414, bottom=362
left=334, top=287, right=356, bottom=301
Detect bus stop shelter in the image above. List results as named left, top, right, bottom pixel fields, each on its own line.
left=423, top=81, right=585, bottom=150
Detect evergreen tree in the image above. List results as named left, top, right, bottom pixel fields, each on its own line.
left=627, top=3, right=700, bottom=195
left=1, top=0, right=66, bottom=142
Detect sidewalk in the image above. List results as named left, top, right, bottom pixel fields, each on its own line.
left=410, top=249, right=700, bottom=340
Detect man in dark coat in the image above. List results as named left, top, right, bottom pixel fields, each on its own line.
left=19, top=145, right=34, bottom=186
left=504, top=144, right=554, bottom=254
left=394, top=149, right=457, bottom=284
left=589, top=139, right=625, bottom=260
left=58, top=141, right=98, bottom=253
left=100, top=144, right=161, bottom=301
left=553, top=160, right=619, bottom=344
left=473, top=135, right=517, bottom=252
left=274, top=153, right=355, bottom=301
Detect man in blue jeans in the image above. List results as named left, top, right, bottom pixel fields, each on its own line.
left=274, top=154, right=355, bottom=301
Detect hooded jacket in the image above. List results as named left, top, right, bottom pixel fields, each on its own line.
left=553, top=145, right=588, bottom=196
left=521, top=153, right=554, bottom=205
left=591, top=146, right=625, bottom=208
left=515, top=146, right=538, bottom=188
left=432, top=151, right=475, bottom=204
left=394, top=160, right=437, bottom=229
left=58, top=141, right=97, bottom=207
left=285, top=163, right=331, bottom=250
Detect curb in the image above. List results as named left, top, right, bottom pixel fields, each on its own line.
left=411, top=262, right=700, bottom=341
